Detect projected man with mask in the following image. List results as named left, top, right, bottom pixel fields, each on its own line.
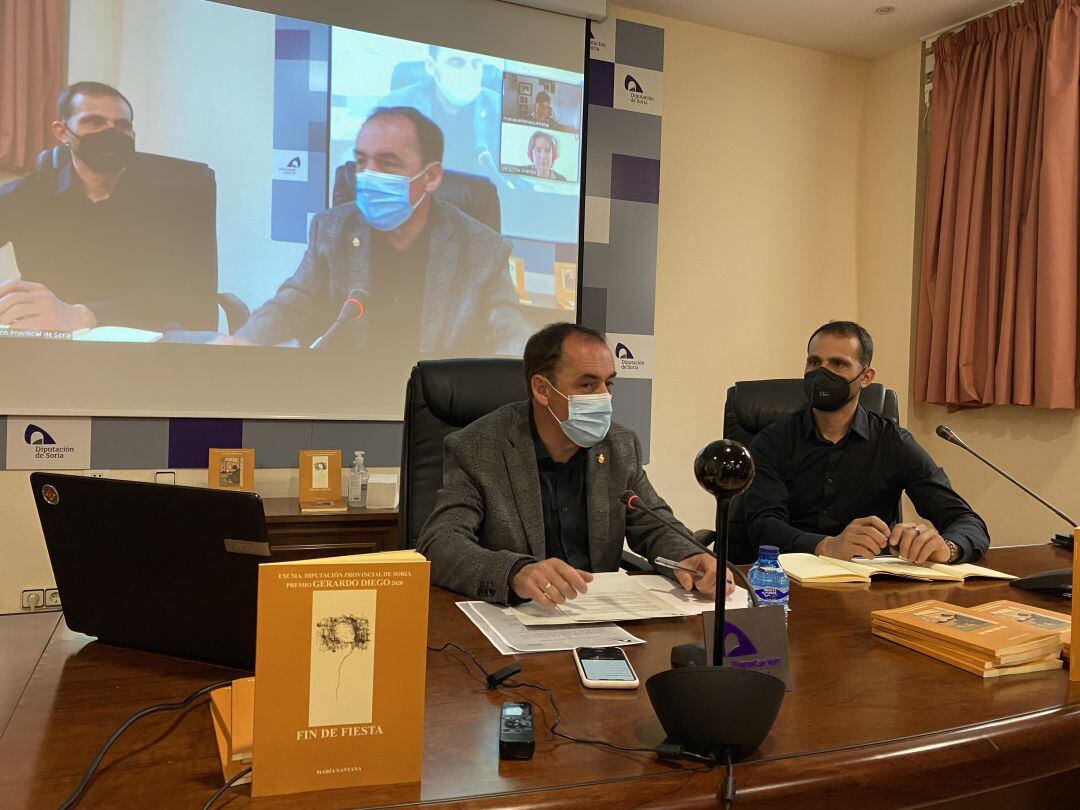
left=0, top=81, right=218, bottom=333
left=378, top=46, right=501, bottom=176
left=237, top=107, right=529, bottom=356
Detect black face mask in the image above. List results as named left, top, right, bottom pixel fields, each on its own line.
left=803, top=366, right=862, bottom=412
left=67, top=126, right=135, bottom=174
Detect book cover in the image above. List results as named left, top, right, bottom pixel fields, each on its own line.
left=872, top=600, right=1061, bottom=657
left=251, top=551, right=429, bottom=798
left=209, top=684, right=253, bottom=785
left=208, top=448, right=255, bottom=492
left=872, top=627, right=1063, bottom=678
left=969, top=600, right=1071, bottom=644
left=230, top=676, right=255, bottom=761
left=299, top=449, right=343, bottom=512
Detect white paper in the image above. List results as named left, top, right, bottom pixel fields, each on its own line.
left=71, top=326, right=163, bottom=343
left=457, top=602, right=514, bottom=654
left=509, top=571, right=690, bottom=626
left=461, top=601, right=645, bottom=653
left=633, top=574, right=750, bottom=615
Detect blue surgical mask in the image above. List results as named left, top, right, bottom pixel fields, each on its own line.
left=354, top=165, right=431, bottom=231
left=544, top=379, right=613, bottom=448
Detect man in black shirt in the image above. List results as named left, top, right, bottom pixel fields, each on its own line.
left=0, top=81, right=217, bottom=332
left=419, top=323, right=732, bottom=606
left=744, top=321, right=989, bottom=564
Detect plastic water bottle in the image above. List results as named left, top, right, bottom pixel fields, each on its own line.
left=347, top=450, right=369, bottom=507
left=747, top=545, right=790, bottom=615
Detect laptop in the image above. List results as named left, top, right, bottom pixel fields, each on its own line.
left=31, top=472, right=269, bottom=670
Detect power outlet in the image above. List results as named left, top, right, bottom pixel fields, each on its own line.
left=87, top=469, right=110, bottom=479
left=21, top=589, right=45, bottom=610
left=155, top=470, right=177, bottom=485
left=45, top=589, right=61, bottom=608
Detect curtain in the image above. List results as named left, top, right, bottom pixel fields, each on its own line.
left=915, top=0, right=1080, bottom=409
left=0, top=0, right=65, bottom=174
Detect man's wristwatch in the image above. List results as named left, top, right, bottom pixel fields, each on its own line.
left=945, top=539, right=961, bottom=564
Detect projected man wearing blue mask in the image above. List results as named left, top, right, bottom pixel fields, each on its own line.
left=237, top=107, right=528, bottom=356
left=377, top=46, right=501, bottom=176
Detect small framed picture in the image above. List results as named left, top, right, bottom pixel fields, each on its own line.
left=208, top=449, right=255, bottom=492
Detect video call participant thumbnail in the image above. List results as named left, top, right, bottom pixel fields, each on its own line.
left=0, top=81, right=218, bottom=332
left=237, top=107, right=530, bottom=356
left=378, top=46, right=501, bottom=176
left=524, top=131, right=565, bottom=181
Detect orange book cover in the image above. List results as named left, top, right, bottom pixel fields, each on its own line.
left=251, top=551, right=430, bottom=798
left=873, top=627, right=1062, bottom=678
left=872, top=600, right=1061, bottom=656
left=968, top=600, right=1071, bottom=645
left=230, top=676, right=255, bottom=761
left=209, top=685, right=252, bottom=785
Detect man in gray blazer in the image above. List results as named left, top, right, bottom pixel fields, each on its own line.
left=237, top=107, right=529, bottom=357
left=418, top=322, right=729, bottom=607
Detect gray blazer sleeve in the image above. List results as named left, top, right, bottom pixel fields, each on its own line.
left=237, top=215, right=331, bottom=346
left=623, top=433, right=704, bottom=563
left=482, top=237, right=532, bottom=356
left=416, top=436, right=536, bottom=604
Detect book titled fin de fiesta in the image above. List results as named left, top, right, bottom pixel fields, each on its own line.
left=251, top=550, right=430, bottom=797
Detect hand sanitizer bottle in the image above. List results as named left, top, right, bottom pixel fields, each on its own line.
left=347, top=450, right=369, bottom=507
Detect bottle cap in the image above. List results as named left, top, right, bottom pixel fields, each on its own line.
left=760, top=545, right=780, bottom=555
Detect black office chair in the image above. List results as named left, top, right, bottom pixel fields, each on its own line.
left=399, top=358, right=651, bottom=572
left=720, top=379, right=900, bottom=564
left=33, top=146, right=239, bottom=332
left=332, top=163, right=502, bottom=233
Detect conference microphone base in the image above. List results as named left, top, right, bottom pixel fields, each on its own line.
left=1009, top=568, right=1072, bottom=599
left=646, top=666, right=785, bottom=760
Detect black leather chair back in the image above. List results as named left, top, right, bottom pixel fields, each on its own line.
left=400, top=358, right=528, bottom=548
left=722, top=379, right=900, bottom=564
left=332, top=163, right=501, bottom=233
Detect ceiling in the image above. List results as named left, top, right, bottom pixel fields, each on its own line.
left=614, top=0, right=1011, bottom=60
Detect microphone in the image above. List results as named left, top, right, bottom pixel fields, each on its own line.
left=622, top=490, right=715, bottom=557
left=310, top=289, right=367, bottom=349
left=936, top=425, right=1076, bottom=527
left=623, top=490, right=761, bottom=611
left=937, top=425, right=1073, bottom=598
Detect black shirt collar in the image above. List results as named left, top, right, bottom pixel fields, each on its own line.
left=800, top=405, right=870, bottom=444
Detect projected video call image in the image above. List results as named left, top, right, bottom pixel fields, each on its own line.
left=0, top=0, right=585, bottom=367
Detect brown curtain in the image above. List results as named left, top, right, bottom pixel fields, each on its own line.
left=0, top=0, right=65, bottom=173
left=916, top=0, right=1080, bottom=409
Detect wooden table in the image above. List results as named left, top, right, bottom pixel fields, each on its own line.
left=1, top=545, right=1077, bottom=808
left=262, top=498, right=400, bottom=559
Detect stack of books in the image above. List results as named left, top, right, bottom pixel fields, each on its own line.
left=871, top=599, right=1065, bottom=678
left=209, top=677, right=254, bottom=785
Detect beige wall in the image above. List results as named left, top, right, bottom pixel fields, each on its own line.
left=612, top=6, right=866, bottom=530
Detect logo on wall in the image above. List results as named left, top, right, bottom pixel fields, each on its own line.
left=614, top=65, right=663, bottom=117
left=6, top=418, right=92, bottom=470
left=606, top=333, right=653, bottom=379
left=24, top=424, right=56, bottom=446
left=273, top=149, right=309, bottom=182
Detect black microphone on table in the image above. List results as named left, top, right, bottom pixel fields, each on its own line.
left=644, top=440, right=785, bottom=763
left=310, top=289, right=367, bottom=349
left=622, top=490, right=759, bottom=604
left=936, top=425, right=1073, bottom=598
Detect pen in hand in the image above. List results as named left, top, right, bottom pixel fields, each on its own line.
left=653, top=557, right=704, bottom=579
